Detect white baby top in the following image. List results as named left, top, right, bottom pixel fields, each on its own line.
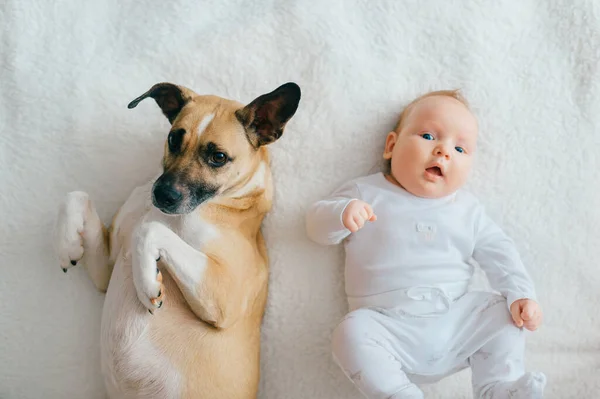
left=306, top=172, right=536, bottom=312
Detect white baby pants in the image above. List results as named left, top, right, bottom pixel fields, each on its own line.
left=332, top=291, right=528, bottom=399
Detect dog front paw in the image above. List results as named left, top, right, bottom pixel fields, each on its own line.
left=132, top=222, right=167, bottom=313
left=55, top=191, right=89, bottom=273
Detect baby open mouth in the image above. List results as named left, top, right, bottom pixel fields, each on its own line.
left=426, top=166, right=443, bottom=176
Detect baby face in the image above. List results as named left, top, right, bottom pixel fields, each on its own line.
left=383, top=95, right=478, bottom=198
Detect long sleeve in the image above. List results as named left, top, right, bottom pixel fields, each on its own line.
left=306, top=180, right=361, bottom=245
left=473, top=206, right=536, bottom=309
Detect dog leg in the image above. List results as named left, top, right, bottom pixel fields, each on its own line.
left=56, top=191, right=112, bottom=291
left=132, top=221, right=252, bottom=327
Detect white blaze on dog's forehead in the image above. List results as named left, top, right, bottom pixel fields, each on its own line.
left=197, top=113, right=215, bottom=137
left=232, top=162, right=267, bottom=198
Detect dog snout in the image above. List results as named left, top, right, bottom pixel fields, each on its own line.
left=153, top=182, right=183, bottom=212
left=156, top=186, right=182, bottom=205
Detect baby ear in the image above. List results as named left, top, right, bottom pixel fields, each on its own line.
left=236, top=82, right=301, bottom=147
left=383, top=131, right=398, bottom=159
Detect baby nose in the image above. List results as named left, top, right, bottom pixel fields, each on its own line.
left=434, top=146, right=451, bottom=159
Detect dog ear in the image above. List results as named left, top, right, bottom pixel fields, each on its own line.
left=127, top=83, right=195, bottom=124
left=236, top=82, right=301, bottom=147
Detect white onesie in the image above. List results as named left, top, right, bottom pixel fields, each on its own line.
left=306, top=172, right=546, bottom=399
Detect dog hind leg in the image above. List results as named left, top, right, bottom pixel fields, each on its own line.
left=56, top=191, right=112, bottom=291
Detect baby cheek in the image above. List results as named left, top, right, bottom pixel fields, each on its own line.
left=393, top=155, right=417, bottom=176
left=396, top=145, right=420, bottom=164
left=453, top=163, right=473, bottom=183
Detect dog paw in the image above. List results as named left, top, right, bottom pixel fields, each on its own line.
left=56, top=191, right=89, bottom=273
left=132, top=222, right=167, bottom=313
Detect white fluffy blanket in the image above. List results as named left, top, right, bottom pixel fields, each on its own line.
left=1, top=1, right=598, bottom=398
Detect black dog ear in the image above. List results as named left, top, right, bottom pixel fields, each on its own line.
left=128, top=83, right=195, bottom=124
left=235, top=82, right=301, bottom=147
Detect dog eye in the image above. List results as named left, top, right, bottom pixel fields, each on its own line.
left=168, top=129, right=185, bottom=153
left=208, top=152, right=228, bottom=167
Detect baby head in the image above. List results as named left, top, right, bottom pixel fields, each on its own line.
left=383, top=90, right=478, bottom=198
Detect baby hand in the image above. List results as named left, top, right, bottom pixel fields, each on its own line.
left=510, top=299, right=543, bottom=331
left=342, top=200, right=377, bottom=233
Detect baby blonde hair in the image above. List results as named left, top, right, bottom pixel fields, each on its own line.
left=393, top=89, right=469, bottom=133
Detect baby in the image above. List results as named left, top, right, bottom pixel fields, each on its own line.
left=306, top=90, right=546, bottom=399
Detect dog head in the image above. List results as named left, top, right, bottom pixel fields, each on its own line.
left=128, top=82, right=301, bottom=215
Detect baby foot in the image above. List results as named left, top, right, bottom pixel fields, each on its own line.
left=506, top=372, right=546, bottom=399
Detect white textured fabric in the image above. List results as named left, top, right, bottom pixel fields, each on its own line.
left=306, top=172, right=536, bottom=312
left=1, top=1, right=599, bottom=398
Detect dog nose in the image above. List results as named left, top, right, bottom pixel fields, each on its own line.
left=154, top=185, right=183, bottom=208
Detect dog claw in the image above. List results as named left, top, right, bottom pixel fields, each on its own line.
left=62, top=268, right=67, bottom=273
left=149, top=309, right=154, bottom=315
left=156, top=255, right=161, bottom=262
left=151, top=297, right=162, bottom=307
left=158, top=301, right=163, bottom=308
left=70, top=260, right=77, bottom=266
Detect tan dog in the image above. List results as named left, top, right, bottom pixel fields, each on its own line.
left=55, top=82, right=301, bottom=398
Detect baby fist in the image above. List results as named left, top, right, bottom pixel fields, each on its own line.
left=510, top=299, right=543, bottom=331
left=342, top=200, right=377, bottom=233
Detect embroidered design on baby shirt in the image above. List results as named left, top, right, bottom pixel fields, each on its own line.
left=416, top=222, right=437, bottom=241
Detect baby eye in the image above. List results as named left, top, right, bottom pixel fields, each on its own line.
left=421, top=133, right=434, bottom=140
left=455, top=146, right=465, bottom=153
